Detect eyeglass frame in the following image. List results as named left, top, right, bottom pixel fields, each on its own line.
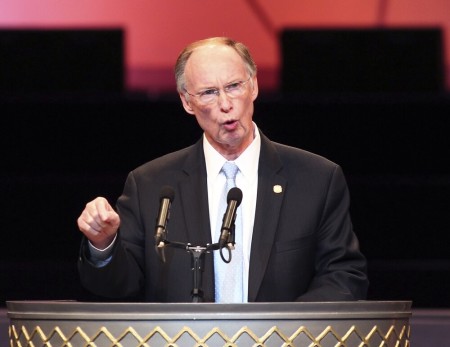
left=183, top=75, right=253, bottom=104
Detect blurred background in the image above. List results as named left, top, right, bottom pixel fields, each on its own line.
left=1, top=0, right=449, bottom=321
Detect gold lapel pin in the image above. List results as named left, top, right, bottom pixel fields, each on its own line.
left=273, top=185, right=283, bottom=194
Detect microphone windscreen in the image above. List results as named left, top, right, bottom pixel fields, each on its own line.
left=227, top=187, right=243, bottom=206
left=159, top=185, right=175, bottom=202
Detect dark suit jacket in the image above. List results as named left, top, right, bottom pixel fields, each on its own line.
left=79, top=131, right=368, bottom=302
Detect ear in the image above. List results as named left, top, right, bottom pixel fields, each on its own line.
left=179, top=92, right=195, bottom=115
left=251, top=76, right=259, bottom=101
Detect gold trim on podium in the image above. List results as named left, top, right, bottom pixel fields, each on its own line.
left=9, top=324, right=410, bottom=346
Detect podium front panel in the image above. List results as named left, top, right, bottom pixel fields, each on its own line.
left=7, top=300, right=411, bottom=346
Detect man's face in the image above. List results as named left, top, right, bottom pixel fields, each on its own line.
left=179, top=44, right=258, bottom=160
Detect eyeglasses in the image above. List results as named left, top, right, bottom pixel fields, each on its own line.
left=184, top=76, right=252, bottom=105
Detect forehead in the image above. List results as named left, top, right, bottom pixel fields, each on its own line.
left=184, top=44, right=247, bottom=85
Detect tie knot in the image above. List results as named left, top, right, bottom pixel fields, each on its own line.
left=222, top=161, right=239, bottom=180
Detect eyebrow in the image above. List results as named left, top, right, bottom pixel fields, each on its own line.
left=196, top=77, right=244, bottom=91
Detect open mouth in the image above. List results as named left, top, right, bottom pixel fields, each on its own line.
left=223, top=119, right=238, bottom=130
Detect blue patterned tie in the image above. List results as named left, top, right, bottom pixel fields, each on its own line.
left=214, top=161, right=244, bottom=303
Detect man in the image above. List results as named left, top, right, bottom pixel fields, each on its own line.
left=77, top=37, right=368, bottom=303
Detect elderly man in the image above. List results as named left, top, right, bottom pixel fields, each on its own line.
left=77, top=37, right=368, bottom=303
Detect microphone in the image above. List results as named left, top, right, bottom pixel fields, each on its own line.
left=154, top=185, right=175, bottom=248
left=219, top=187, right=243, bottom=248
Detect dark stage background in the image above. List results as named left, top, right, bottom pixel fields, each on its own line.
left=1, top=91, right=449, bottom=308
left=1, top=27, right=449, bottom=309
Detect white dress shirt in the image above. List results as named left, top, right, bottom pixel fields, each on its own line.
left=203, top=123, right=261, bottom=302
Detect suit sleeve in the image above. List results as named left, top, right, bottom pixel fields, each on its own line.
left=78, top=171, right=146, bottom=299
left=296, top=165, right=369, bottom=301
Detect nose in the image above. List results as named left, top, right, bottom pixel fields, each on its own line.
left=217, top=90, right=233, bottom=112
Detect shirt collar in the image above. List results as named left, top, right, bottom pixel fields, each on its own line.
left=203, top=122, right=261, bottom=179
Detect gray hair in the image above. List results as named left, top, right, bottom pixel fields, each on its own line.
left=174, top=37, right=257, bottom=93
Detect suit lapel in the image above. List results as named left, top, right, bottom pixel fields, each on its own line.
left=178, top=140, right=215, bottom=301
left=179, top=145, right=211, bottom=245
left=248, top=133, right=286, bottom=301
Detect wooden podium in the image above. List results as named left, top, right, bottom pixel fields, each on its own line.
left=7, top=300, right=411, bottom=346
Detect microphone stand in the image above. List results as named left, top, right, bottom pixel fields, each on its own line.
left=156, top=227, right=234, bottom=303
